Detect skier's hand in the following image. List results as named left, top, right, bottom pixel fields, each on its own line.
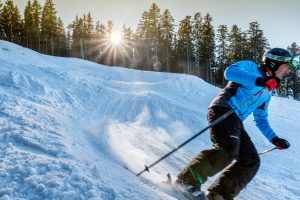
left=256, top=76, right=280, bottom=91
left=271, top=136, right=290, bottom=150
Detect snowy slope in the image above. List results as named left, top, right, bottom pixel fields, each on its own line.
left=0, top=40, right=299, bottom=200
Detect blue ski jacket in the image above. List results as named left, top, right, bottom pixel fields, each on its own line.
left=209, top=60, right=277, bottom=142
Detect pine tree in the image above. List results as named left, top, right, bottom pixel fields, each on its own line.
left=94, top=21, right=106, bottom=63
left=68, top=15, right=80, bottom=57
left=55, top=17, right=67, bottom=56
left=287, top=43, right=300, bottom=99
left=227, top=24, right=243, bottom=64
left=0, top=0, right=14, bottom=40
left=84, top=12, right=94, bottom=60
left=24, top=0, right=34, bottom=48
left=200, top=13, right=215, bottom=83
left=32, top=0, right=42, bottom=51
left=240, top=31, right=249, bottom=60
left=69, top=14, right=94, bottom=59
left=86, top=12, right=93, bottom=36
left=147, top=3, right=161, bottom=71
left=12, top=2, right=22, bottom=44
left=0, top=0, right=22, bottom=43
left=95, top=21, right=105, bottom=40
left=177, top=16, right=193, bottom=74
left=159, top=9, right=175, bottom=72
left=106, top=19, right=114, bottom=65
left=192, top=12, right=202, bottom=77
left=246, top=21, right=269, bottom=63
left=136, top=11, right=149, bottom=70
left=66, top=29, right=72, bottom=56
left=135, top=3, right=162, bottom=70
left=216, top=25, right=228, bottom=87
left=122, top=25, right=134, bottom=67
left=106, top=20, right=113, bottom=35
left=41, top=0, right=58, bottom=55
left=0, top=0, right=5, bottom=39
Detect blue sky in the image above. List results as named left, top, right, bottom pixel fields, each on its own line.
left=14, top=0, right=300, bottom=48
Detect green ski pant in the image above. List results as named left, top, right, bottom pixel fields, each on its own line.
left=176, top=106, right=260, bottom=200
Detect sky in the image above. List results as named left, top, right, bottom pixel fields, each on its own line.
left=14, top=0, right=300, bottom=48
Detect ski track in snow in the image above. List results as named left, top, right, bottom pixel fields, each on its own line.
left=0, top=40, right=300, bottom=200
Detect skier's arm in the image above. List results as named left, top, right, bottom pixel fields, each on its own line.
left=224, top=61, right=261, bottom=86
left=253, top=98, right=277, bottom=142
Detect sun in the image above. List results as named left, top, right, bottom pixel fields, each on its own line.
left=110, top=31, right=122, bottom=45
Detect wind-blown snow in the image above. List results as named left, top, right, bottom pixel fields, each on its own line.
left=0, top=40, right=299, bottom=200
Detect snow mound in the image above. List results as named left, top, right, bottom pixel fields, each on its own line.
left=0, top=40, right=299, bottom=200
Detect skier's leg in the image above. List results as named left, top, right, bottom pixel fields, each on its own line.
left=207, top=127, right=260, bottom=200
left=176, top=106, right=242, bottom=189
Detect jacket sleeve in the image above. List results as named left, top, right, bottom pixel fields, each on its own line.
left=224, top=61, right=261, bottom=86
left=253, top=97, right=277, bottom=142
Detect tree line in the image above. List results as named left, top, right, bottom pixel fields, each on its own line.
left=1, top=0, right=300, bottom=98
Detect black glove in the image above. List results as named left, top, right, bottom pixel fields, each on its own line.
left=271, top=136, right=290, bottom=150
left=256, top=76, right=280, bottom=91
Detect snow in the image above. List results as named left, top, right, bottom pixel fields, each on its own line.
left=0, top=40, right=299, bottom=200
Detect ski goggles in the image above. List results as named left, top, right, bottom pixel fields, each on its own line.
left=289, top=56, right=300, bottom=69
left=266, top=53, right=299, bottom=69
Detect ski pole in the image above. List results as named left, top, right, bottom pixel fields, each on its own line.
left=136, top=88, right=267, bottom=176
left=258, top=147, right=278, bottom=155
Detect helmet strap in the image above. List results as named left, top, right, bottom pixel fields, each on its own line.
left=271, top=70, right=276, bottom=77
left=262, top=63, right=277, bottom=77
left=264, top=62, right=277, bottom=77
left=265, top=65, right=276, bottom=77
left=269, top=68, right=277, bottom=77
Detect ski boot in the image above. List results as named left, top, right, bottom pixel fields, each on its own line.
left=179, top=185, right=207, bottom=200
left=162, top=173, right=207, bottom=199
left=206, top=191, right=226, bottom=200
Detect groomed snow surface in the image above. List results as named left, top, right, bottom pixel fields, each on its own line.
left=0, top=40, right=299, bottom=200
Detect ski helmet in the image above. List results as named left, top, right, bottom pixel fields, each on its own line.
left=262, top=48, right=292, bottom=72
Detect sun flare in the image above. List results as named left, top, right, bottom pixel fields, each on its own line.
left=110, top=31, right=122, bottom=45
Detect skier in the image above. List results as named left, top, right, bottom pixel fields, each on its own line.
left=176, top=48, right=298, bottom=200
